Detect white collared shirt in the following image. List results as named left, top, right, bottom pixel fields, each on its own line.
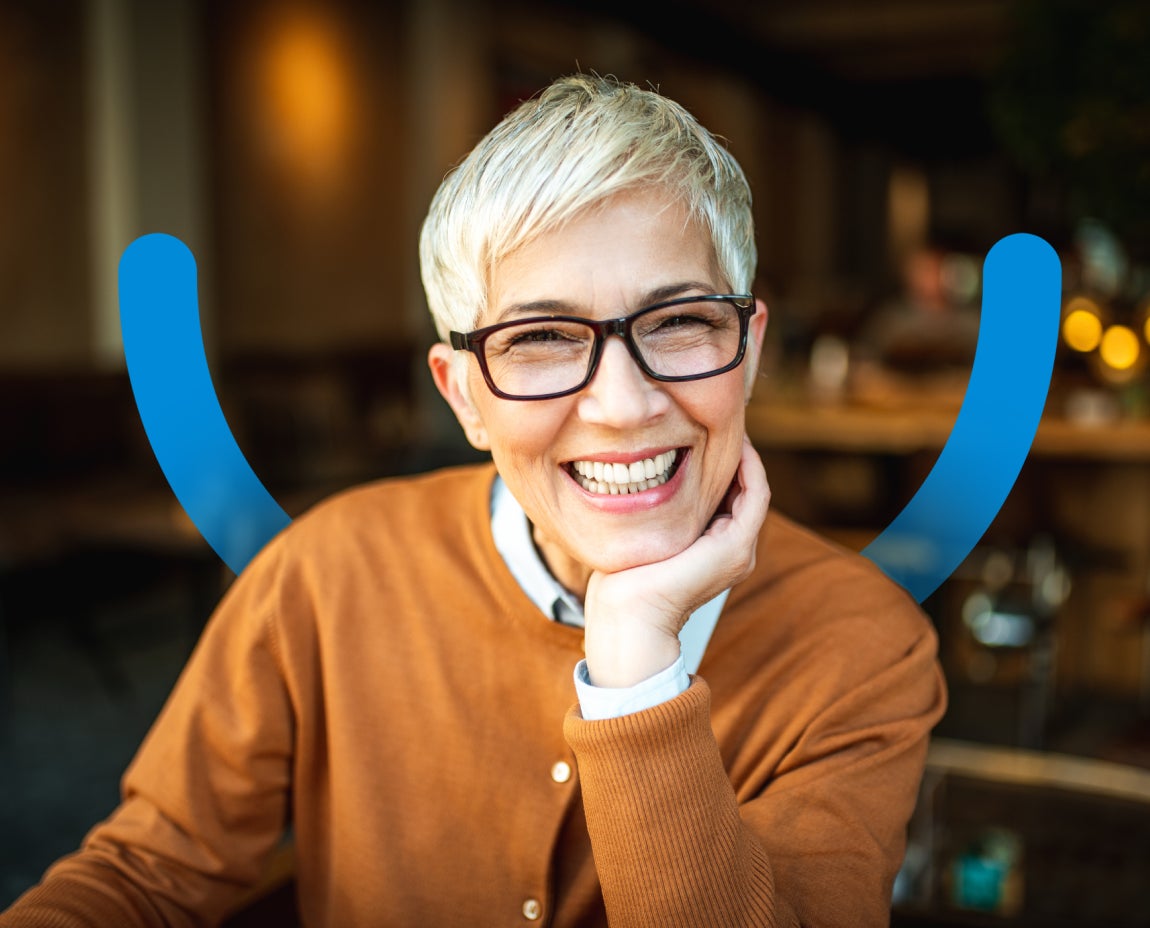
left=490, top=476, right=728, bottom=719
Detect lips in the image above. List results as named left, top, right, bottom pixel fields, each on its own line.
left=566, top=449, right=683, bottom=495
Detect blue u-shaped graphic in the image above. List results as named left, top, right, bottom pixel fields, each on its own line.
left=118, top=233, right=1060, bottom=600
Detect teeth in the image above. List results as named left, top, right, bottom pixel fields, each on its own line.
left=569, top=450, right=679, bottom=495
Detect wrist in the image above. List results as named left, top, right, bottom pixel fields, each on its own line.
left=583, top=623, right=682, bottom=689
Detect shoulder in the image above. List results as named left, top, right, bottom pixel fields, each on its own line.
left=289, top=462, right=492, bottom=545
left=305, top=461, right=494, bottom=523
left=240, top=462, right=497, bottom=584
left=219, top=461, right=499, bottom=647
left=724, top=510, right=935, bottom=671
left=709, top=511, right=943, bottom=737
left=760, top=511, right=924, bottom=621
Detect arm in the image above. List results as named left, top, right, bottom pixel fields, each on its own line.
left=566, top=625, right=944, bottom=927
left=579, top=437, right=770, bottom=690
left=0, top=545, right=295, bottom=928
left=569, top=438, right=946, bottom=926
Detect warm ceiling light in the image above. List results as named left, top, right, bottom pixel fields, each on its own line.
left=1062, top=308, right=1103, bottom=352
left=260, top=8, right=352, bottom=184
left=1099, top=324, right=1140, bottom=371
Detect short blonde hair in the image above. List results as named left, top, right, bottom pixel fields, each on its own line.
left=419, top=74, right=756, bottom=342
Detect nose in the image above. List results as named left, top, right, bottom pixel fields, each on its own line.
left=576, top=335, right=669, bottom=427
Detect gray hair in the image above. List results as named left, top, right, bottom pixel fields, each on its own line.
left=419, top=74, right=757, bottom=344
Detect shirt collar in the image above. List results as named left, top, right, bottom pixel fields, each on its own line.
left=491, top=475, right=585, bottom=626
left=489, top=474, right=728, bottom=673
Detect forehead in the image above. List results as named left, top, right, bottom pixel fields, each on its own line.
left=483, top=190, right=722, bottom=324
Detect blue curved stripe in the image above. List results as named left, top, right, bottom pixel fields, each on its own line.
left=118, top=232, right=1060, bottom=595
left=862, top=233, right=1062, bottom=602
left=119, top=233, right=290, bottom=575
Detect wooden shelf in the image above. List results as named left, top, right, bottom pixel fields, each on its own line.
left=746, top=400, right=1150, bottom=463
left=926, top=738, right=1150, bottom=806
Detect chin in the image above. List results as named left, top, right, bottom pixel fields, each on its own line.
left=576, top=530, right=696, bottom=576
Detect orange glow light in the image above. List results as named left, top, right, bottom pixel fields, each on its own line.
left=1062, top=308, right=1103, bottom=352
left=260, top=9, right=353, bottom=184
left=1099, top=324, right=1140, bottom=371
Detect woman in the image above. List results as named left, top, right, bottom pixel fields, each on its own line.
left=2, top=75, right=944, bottom=927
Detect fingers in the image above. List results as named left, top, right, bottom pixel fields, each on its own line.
left=708, top=437, right=770, bottom=535
left=586, top=438, right=772, bottom=646
left=734, top=435, right=771, bottom=526
left=693, top=439, right=770, bottom=597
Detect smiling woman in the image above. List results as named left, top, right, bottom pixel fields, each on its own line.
left=0, top=75, right=945, bottom=928
left=430, top=189, right=765, bottom=603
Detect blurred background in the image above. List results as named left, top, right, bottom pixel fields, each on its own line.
left=2, top=0, right=1150, bottom=923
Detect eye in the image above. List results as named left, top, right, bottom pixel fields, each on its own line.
left=487, top=321, right=590, bottom=359
left=639, top=311, right=721, bottom=339
left=654, top=313, right=713, bottom=330
left=508, top=327, right=577, bottom=344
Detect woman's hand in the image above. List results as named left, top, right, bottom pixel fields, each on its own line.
left=582, top=436, right=771, bottom=688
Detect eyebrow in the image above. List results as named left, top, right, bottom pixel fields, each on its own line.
left=492, top=281, right=719, bottom=324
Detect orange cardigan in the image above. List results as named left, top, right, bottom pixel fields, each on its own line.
left=2, top=463, right=945, bottom=927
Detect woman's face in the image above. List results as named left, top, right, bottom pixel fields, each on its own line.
left=429, top=189, right=766, bottom=598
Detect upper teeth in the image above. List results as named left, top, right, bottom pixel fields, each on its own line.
left=570, top=450, right=678, bottom=495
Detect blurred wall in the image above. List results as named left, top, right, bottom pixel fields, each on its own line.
left=0, top=1, right=90, bottom=367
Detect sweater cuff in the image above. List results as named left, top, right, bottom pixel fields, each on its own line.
left=572, top=655, right=690, bottom=721
left=563, top=679, right=776, bottom=926
left=564, top=673, right=715, bottom=758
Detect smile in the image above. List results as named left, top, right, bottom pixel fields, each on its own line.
left=567, top=449, right=682, bottom=495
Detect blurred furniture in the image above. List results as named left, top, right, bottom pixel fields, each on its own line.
left=0, top=371, right=204, bottom=705
left=746, top=396, right=1150, bottom=462
left=0, top=352, right=420, bottom=708
left=747, top=392, right=1150, bottom=721
left=895, top=738, right=1150, bottom=926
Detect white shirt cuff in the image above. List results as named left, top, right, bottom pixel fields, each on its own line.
left=573, top=656, right=690, bottom=721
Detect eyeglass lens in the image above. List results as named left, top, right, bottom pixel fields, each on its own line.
left=482, top=299, right=744, bottom=398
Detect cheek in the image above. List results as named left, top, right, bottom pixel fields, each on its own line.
left=684, top=378, right=746, bottom=439
left=689, top=385, right=746, bottom=480
left=483, top=405, right=570, bottom=477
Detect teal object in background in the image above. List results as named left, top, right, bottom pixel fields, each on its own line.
left=950, top=828, right=1024, bottom=915
left=118, top=233, right=1060, bottom=600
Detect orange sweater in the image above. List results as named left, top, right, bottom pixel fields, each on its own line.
left=2, top=463, right=945, bottom=927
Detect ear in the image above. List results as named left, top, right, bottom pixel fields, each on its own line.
left=744, top=298, right=769, bottom=401
left=428, top=343, right=490, bottom=450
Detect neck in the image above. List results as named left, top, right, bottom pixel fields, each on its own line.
left=531, top=523, right=591, bottom=602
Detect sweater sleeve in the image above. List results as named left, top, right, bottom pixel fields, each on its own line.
left=0, top=545, right=295, bottom=928
left=562, top=619, right=945, bottom=928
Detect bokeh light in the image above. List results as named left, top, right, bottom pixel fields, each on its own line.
left=1062, top=308, right=1103, bottom=352
left=1098, top=324, right=1140, bottom=371
left=940, top=253, right=981, bottom=305
left=1060, top=295, right=1103, bottom=352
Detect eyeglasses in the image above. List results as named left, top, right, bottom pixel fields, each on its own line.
left=450, top=294, right=755, bottom=401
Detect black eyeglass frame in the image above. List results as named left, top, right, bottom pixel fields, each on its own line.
left=449, top=293, right=756, bottom=401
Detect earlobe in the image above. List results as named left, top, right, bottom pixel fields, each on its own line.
left=427, top=344, right=490, bottom=450
left=744, top=299, right=769, bottom=402
left=750, top=298, right=769, bottom=350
